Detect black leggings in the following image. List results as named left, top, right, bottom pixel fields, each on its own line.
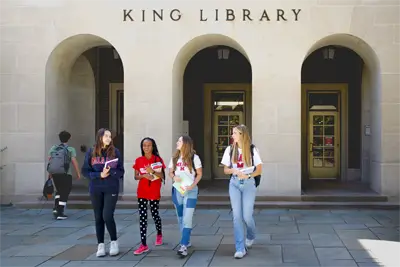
left=138, top=198, right=162, bottom=246
left=90, top=192, right=119, bottom=244
left=52, top=174, right=72, bottom=213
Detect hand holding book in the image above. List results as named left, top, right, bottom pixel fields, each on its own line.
left=172, top=172, right=193, bottom=195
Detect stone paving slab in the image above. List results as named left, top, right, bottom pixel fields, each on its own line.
left=1, top=207, right=399, bottom=267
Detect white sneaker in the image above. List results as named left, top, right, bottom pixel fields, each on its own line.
left=109, top=240, right=119, bottom=256
left=234, top=250, right=247, bottom=259
left=245, top=238, right=254, bottom=248
left=96, top=243, right=106, bottom=257
left=177, top=245, right=188, bottom=257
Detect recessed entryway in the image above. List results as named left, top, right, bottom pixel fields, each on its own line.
left=182, top=45, right=252, bottom=185
left=301, top=41, right=380, bottom=195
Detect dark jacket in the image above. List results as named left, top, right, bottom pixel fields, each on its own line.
left=81, top=147, right=124, bottom=194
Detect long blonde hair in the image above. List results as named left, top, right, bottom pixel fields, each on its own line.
left=172, top=135, right=196, bottom=173
left=231, top=124, right=251, bottom=166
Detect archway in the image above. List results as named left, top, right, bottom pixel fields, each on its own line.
left=45, top=34, right=124, bottom=193
left=172, top=34, right=252, bottom=191
left=301, top=34, right=381, bottom=194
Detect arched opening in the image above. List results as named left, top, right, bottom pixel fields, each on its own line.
left=45, top=34, right=124, bottom=193
left=301, top=34, right=381, bottom=195
left=172, top=34, right=252, bottom=192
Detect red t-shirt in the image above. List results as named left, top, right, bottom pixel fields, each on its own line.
left=133, top=155, right=166, bottom=200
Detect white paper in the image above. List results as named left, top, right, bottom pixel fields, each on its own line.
left=239, top=166, right=255, bottom=175
left=104, top=158, right=118, bottom=168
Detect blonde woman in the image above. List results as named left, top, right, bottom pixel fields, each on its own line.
left=220, top=125, right=262, bottom=259
left=168, top=135, right=202, bottom=258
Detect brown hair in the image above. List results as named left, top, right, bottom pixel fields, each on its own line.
left=231, top=124, right=251, bottom=166
left=92, top=128, right=116, bottom=158
left=172, top=135, right=196, bottom=173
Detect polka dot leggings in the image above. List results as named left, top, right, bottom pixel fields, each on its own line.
left=138, top=198, right=162, bottom=246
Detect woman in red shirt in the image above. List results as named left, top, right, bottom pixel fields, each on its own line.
left=132, top=137, right=166, bottom=255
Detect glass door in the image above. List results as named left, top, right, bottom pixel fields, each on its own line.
left=211, top=91, right=245, bottom=178
left=308, top=111, right=340, bottom=179
left=213, top=111, right=243, bottom=178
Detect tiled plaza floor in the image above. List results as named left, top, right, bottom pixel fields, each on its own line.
left=1, top=207, right=399, bottom=267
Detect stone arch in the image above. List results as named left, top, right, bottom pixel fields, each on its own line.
left=171, top=33, right=251, bottom=144
left=301, top=33, right=382, bottom=193
left=171, top=34, right=252, bottom=180
left=45, top=34, right=125, bottom=191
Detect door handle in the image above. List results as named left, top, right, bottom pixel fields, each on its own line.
left=309, top=142, right=314, bottom=153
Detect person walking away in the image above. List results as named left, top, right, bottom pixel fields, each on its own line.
left=81, top=128, right=125, bottom=257
left=168, top=135, right=202, bottom=258
left=132, top=137, right=166, bottom=255
left=47, top=130, right=81, bottom=220
left=220, top=124, right=263, bottom=259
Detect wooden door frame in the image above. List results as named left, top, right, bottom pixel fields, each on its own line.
left=301, top=83, right=348, bottom=183
left=203, top=83, right=252, bottom=180
left=109, top=83, right=124, bottom=135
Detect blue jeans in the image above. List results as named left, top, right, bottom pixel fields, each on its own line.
left=229, top=176, right=257, bottom=253
left=172, top=186, right=198, bottom=246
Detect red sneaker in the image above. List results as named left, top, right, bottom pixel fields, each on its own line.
left=155, top=234, right=163, bottom=246
left=134, top=244, right=149, bottom=255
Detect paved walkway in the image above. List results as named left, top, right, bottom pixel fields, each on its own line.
left=1, top=207, right=399, bottom=267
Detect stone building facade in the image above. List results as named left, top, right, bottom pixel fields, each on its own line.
left=0, top=0, right=399, bottom=203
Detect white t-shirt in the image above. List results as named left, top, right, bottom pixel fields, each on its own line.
left=168, top=155, right=202, bottom=182
left=221, top=146, right=263, bottom=169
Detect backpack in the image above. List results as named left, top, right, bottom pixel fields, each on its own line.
left=42, top=176, right=54, bottom=200
left=229, top=144, right=261, bottom=187
left=191, top=154, right=197, bottom=177
left=47, top=144, right=71, bottom=175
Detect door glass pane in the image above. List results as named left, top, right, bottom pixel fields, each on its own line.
left=218, top=115, right=229, bottom=125
left=229, top=115, right=240, bottom=126
left=313, top=137, right=323, bottom=146
left=324, top=158, right=335, bottom=167
left=324, top=126, right=334, bottom=135
left=324, top=148, right=334, bottom=157
left=313, top=147, right=323, bottom=157
left=325, top=115, right=334, bottom=125
left=218, top=126, right=228, bottom=136
left=313, top=116, right=323, bottom=125
left=313, top=158, right=323, bottom=167
left=308, top=93, right=339, bottom=110
left=213, top=92, right=244, bottom=111
left=313, top=126, right=323, bottom=135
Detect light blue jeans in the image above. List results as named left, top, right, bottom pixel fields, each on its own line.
left=172, top=186, right=198, bottom=246
left=229, top=176, right=257, bottom=253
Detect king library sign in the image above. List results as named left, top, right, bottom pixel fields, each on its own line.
left=122, top=9, right=302, bottom=22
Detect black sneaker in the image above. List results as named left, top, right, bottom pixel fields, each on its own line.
left=57, top=213, right=68, bottom=220
left=177, top=245, right=188, bottom=258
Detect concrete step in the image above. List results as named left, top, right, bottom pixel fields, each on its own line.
left=14, top=199, right=398, bottom=210
left=66, top=193, right=389, bottom=203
